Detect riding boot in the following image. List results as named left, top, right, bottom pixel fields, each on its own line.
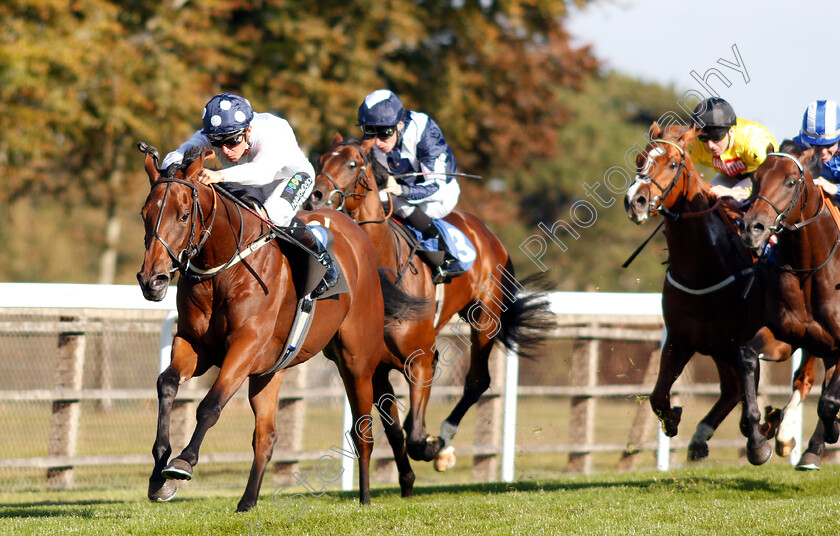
left=288, top=216, right=340, bottom=298
left=403, top=210, right=461, bottom=283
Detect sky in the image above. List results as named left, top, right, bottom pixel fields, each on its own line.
left=565, top=0, right=840, bottom=141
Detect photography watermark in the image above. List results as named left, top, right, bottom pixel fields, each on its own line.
left=519, top=44, right=750, bottom=270
left=243, top=44, right=750, bottom=534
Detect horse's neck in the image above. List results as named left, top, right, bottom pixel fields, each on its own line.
left=778, top=197, right=839, bottom=273
left=663, top=193, right=744, bottom=276
left=193, top=192, right=257, bottom=269
left=353, top=186, right=396, bottom=265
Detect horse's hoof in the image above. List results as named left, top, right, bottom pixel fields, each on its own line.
left=434, top=445, right=456, bottom=472
left=687, top=442, right=709, bottom=461
left=162, top=458, right=193, bottom=481
left=746, top=441, right=773, bottom=465
left=148, top=478, right=178, bottom=502
left=775, top=437, right=795, bottom=457
left=236, top=499, right=256, bottom=512
left=795, top=452, right=821, bottom=471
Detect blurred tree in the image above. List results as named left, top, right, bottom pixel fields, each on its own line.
left=0, top=0, right=231, bottom=282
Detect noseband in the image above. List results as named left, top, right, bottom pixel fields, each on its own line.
left=148, top=178, right=217, bottom=276
left=315, top=142, right=372, bottom=211
left=753, top=152, right=822, bottom=233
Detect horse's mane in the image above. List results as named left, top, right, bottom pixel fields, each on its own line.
left=778, top=139, right=823, bottom=180
left=164, top=146, right=204, bottom=178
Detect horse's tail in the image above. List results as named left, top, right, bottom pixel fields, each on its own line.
left=378, top=268, right=433, bottom=323
left=497, top=272, right=556, bottom=360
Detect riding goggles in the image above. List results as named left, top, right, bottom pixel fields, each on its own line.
left=698, top=128, right=728, bottom=143
left=360, top=125, right=397, bottom=140
left=208, top=130, right=246, bottom=148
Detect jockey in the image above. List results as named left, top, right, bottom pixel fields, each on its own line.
left=689, top=97, right=777, bottom=201
left=794, top=99, right=840, bottom=204
left=161, top=92, right=338, bottom=297
left=356, top=89, right=462, bottom=282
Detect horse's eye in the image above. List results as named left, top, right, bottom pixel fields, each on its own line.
left=180, top=212, right=190, bottom=222
left=670, top=162, right=677, bottom=169
left=788, top=179, right=796, bottom=187
left=349, top=161, right=357, bottom=169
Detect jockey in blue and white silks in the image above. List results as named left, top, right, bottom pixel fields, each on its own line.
left=162, top=92, right=337, bottom=297
left=357, top=89, right=463, bottom=282
left=793, top=100, right=840, bottom=206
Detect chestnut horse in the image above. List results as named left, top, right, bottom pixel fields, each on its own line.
left=307, top=134, right=553, bottom=477
left=624, top=124, right=815, bottom=461
left=740, top=141, right=840, bottom=467
left=137, top=144, right=408, bottom=510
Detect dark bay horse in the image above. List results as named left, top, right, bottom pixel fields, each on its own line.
left=740, top=142, right=840, bottom=466
left=137, top=144, right=402, bottom=510
left=624, top=123, right=815, bottom=460
left=307, top=134, right=553, bottom=476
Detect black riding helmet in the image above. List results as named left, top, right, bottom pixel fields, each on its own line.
left=691, top=97, right=736, bottom=137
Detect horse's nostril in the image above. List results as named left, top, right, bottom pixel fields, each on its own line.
left=311, top=190, right=323, bottom=202
left=151, top=274, right=170, bottom=290
left=635, top=196, right=647, bottom=207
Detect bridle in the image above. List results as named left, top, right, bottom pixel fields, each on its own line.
left=315, top=142, right=372, bottom=211
left=147, top=178, right=217, bottom=276
left=634, top=138, right=691, bottom=219
left=752, top=152, right=823, bottom=233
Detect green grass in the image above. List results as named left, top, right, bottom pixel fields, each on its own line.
left=1, top=465, right=840, bottom=535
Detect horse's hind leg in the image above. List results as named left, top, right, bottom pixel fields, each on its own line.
left=688, top=356, right=741, bottom=461
left=372, top=364, right=415, bottom=497
left=149, top=336, right=202, bottom=502
left=650, top=335, right=692, bottom=438
left=436, top=323, right=495, bottom=471
left=237, top=371, right=285, bottom=512
left=775, top=353, right=816, bottom=457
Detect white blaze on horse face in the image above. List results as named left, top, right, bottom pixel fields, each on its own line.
left=637, top=146, right=664, bottom=181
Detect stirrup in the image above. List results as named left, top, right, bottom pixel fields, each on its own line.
left=312, top=252, right=339, bottom=298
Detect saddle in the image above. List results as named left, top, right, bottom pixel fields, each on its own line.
left=391, top=217, right=471, bottom=284
left=215, top=182, right=348, bottom=299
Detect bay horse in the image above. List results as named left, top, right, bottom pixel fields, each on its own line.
left=624, top=123, right=815, bottom=461
left=739, top=141, right=840, bottom=466
left=307, top=134, right=553, bottom=477
left=136, top=144, right=414, bottom=510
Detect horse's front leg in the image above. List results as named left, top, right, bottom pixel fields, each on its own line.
left=738, top=327, right=790, bottom=465
left=162, top=337, right=255, bottom=482
left=817, top=355, right=840, bottom=444
left=649, top=334, right=692, bottom=438
left=688, top=354, right=741, bottom=461
left=149, top=336, right=200, bottom=502
left=237, top=370, right=285, bottom=512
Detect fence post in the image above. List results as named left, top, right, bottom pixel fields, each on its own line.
left=46, top=315, right=86, bottom=490
left=473, top=346, right=505, bottom=481
left=274, top=366, right=307, bottom=482
left=568, top=324, right=598, bottom=474
left=501, top=343, right=520, bottom=482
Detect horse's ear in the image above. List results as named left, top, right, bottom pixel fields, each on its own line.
left=361, top=137, right=376, bottom=153
left=333, top=132, right=343, bottom=144
left=144, top=153, right=161, bottom=185
left=767, top=143, right=776, bottom=156
left=799, top=147, right=815, bottom=165
left=184, top=150, right=215, bottom=182
left=649, top=122, right=662, bottom=140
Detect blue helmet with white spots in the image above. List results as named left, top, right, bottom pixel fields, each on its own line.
left=356, top=89, right=405, bottom=126
left=201, top=93, right=254, bottom=138
left=799, top=99, right=840, bottom=146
